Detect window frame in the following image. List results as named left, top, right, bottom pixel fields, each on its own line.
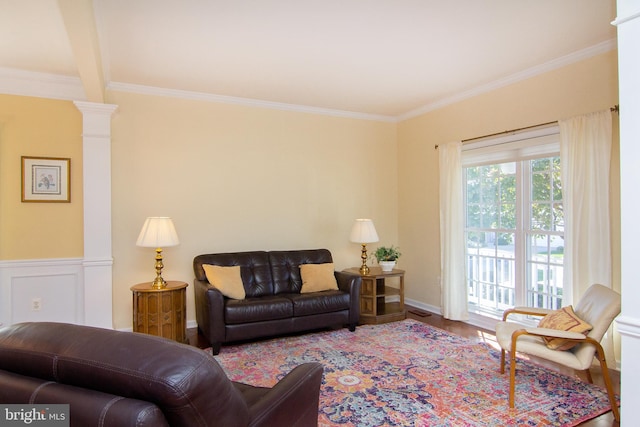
left=462, top=124, right=563, bottom=318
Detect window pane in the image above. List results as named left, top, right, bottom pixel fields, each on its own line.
left=498, top=164, right=516, bottom=229
left=481, top=173, right=497, bottom=205
left=531, top=158, right=548, bottom=172
left=528, top=233, right=549, bottom=262
left=501, top=172, right=516, bottom=203
left=531, top=202, right=552, bottom=230
left=466, top=167, right=481, bottom=203
left=553, top=203, right=564, bottom=231
left=465, top=154, right=563, bottom=317
left=532, top=171, right=551, bottom=201
left=526, top=261, right=563, bottom=309
left=467, top=203, right=481, bottom=228
left=481, top=205, right=497, bottom=228
left=552, top=158, right=563, bottom=201
left=497, top=232, right=515, bottom=253
left=500, top=203, right=516, bottom=229
left=550, top=239, right=564, bottom=265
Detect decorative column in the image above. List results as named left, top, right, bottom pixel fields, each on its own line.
left=74, top=101, right=118, bottom=328
left=613, top=1, right=640, bottom=424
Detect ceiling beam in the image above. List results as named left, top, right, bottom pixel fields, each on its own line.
left=57, top=0, right=105, bottom=103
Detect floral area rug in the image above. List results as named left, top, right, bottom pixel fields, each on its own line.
left=212, top=319, right=615, bottom=426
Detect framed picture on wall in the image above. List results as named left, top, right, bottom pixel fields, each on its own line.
left=21, top=156, right=71, bottom=202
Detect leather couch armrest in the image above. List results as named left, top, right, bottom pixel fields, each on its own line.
left=0, top=371, right=170, bottom=427
left=193, top=278, right=226, bottom=354
left=335, top=271, right=361, bottom=329
left=247, top=363, right=323, bottom=427
left=335, top=271, right=354, bottom=293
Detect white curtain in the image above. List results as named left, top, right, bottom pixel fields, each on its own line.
left=559, top=110, right=613, bottom=303
left=439, top=141, right=468, bottom=320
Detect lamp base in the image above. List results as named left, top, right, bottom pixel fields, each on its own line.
left=359, top=243, right=370, bottom=275
left=151, top=248, right=168, bottom=289
left=151, top=276, right=167, bottom=289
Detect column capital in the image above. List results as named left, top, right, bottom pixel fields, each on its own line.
left=73, top=101, right=118, bottom=116
left=73, top=101, right=118, bottom=137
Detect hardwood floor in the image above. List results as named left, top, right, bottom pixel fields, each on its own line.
left=187, top=306, right=620, bottom=426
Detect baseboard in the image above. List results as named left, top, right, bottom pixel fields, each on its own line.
left=404, top=298, right=442, bottom=316
left=117, top=320, right=198, bottom=334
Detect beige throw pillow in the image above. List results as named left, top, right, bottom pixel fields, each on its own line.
left=202, top=264, right=246, bottom=300
left=538, top=305, right=593, bottom=350
left=299, top=263, right=338, bottom=293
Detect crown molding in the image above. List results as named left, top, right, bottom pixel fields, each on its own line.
left=611, top=9, right=640, bottom=26
left=397, top=38, right=618, bottom=121
left=0, top=38, right=616, bottom=123
left=0, top=66, right=86, bottom=101
left=106, top=81, right=397, bottom=122
left=0, top=64, right=394, bottom=121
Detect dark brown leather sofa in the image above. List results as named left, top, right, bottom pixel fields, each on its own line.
left=0, top=322, right=323, bottom=427
left=194, top=248, right=361, bottom=355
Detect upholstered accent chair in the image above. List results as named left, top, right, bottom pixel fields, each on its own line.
left=495, top=284, right=621, bottom=421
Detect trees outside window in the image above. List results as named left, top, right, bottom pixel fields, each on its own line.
left=465, top=156, right=563, bottom=317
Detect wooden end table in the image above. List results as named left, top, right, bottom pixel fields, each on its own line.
left=343, top=267, right=406, bottom=325
left=131, top=281, right=188, bottom=343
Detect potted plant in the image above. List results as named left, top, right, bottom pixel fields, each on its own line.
left=372, top=246, right=401, bottom=272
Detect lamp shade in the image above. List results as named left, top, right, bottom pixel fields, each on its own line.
left=349, top=218, right=379, bottom=243
left=136, top=217, right=180, bottom=248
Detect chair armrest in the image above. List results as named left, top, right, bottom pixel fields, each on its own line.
left=510, top=327, right=601, bottom=356
left=248, top=363, right=323, bottom=427
left=502, top=306, right=553, bottom=321
left=521, top=327, right=588, bottom=341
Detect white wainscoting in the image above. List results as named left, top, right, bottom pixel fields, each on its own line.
left=0, top=258, right=84, bottom=327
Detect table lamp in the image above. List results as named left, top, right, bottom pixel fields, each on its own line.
left=136, top=217, right=180, bottom=289
left=350, top=218, right=379, bottom=275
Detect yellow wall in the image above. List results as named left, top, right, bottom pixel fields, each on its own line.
left=106, top=91, right=398, bottom=329
left=397, top=50, right=620, bottom=308
left=0, top=95, right=83, bottom=259
left=1, top=49, right=620, bottom=332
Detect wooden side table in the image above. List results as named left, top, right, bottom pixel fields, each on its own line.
left=131, top=281, right=188, bottom=343
left=343, top=267, right=406, bottom=325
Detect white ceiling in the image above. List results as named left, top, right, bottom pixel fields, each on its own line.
left=0, top=0, right=617, bottom=120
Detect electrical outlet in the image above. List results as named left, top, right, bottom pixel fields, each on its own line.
left=31, top=298, right=42, bottom=311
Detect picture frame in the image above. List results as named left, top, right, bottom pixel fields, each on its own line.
left=21, top=156, right=71, bottom=203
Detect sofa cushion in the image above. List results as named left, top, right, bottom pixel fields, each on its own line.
left=194, top=251, right=274, bottom=298
left=287, top=291, right=351, bottom=317
left=299, top=263, right=339, bottom=293
left=225, top=296, right=294, bottom=324
left=269, top=249, right=333, bottom=294
left=203, top=264, right=246, bottom=300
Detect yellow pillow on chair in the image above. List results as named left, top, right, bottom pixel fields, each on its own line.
left=538, top=305, right=593, bottom=350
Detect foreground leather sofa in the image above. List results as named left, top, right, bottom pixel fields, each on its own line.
left=194, top=248, right=361, bottom=354
left=0, top=322, right=323, bottom=427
